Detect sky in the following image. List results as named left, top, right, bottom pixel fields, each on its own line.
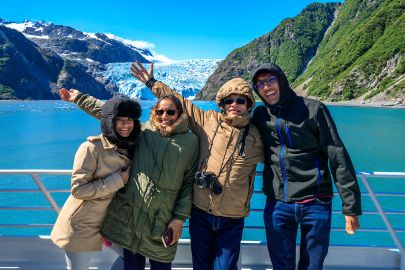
left=1, top=0, right=343, bottom=60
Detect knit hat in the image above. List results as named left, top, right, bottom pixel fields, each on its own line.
left=215, top=78, right=255, bottom=111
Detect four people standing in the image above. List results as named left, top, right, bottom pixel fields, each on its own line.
left=53, top=60, right=361, bottom=270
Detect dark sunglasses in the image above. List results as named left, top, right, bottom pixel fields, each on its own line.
left=156, top=109, right=177, bottom=116
left=223, top=98, right=246, bottom=105
left=256, top=76, right=278, bottom=90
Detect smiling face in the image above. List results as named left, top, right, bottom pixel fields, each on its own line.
left=155, top=98, right=179, bottom=128
left=256, top=72, right=280, bottom=106
left=114, top=117, right=134, bottom=137
left=223, top=94, right=248, bottom=117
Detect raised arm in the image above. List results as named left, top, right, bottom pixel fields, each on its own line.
left=59, top=88, right=104, bottom=120
left=130, top=61, right=212, bottom=133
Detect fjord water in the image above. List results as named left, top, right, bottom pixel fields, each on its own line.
left=0, top=101, right=404, bottom=247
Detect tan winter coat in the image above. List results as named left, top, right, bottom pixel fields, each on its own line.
left=151, top=78, right=264, bottom=217
left=51, top=135, right=130, bottom=252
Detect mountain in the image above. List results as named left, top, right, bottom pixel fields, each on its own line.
left=198, top=2, right=340, bottom=100
left=2, top=20, right=152, bottom=65
left=0, top=25, right=62, bottom=99
left=293, top=0, right=405, bottom=103
left=200, top=0, right=404, bottom=104
left=0, top=19, right=172, bottom=100
left=102, top=59, right=220, bottom=100
left=0, top=25, right=115, bottom=100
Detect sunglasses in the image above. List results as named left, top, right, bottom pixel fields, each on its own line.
left=156, top=109, right=177, bottom=116
left=256, top=76, right=278, bottom=90
left=223, top=98, right=247, bottom=105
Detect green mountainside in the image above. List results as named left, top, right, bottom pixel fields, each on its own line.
left=200, top=0, right=405, bottom=103
left=198, top=2, right=340, bottom=100
left=294, top=0, right=405, bottom=102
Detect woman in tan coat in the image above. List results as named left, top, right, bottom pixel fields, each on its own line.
left=51, top=96, right=142, bottom=270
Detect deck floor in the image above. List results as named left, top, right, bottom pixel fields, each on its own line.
left=0, top=237, right=400, bottom=270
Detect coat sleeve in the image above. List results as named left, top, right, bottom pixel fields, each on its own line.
left=73, top=93, right=105, bottom=120
left=151, top=81, right=214, bottom=134
left=172, top=136, right=199, bottom=221
left=316, top=103, right=362, bottom=216
left=70, top=142, right=125, bottom=200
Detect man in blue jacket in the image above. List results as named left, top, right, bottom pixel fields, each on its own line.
left=251, top=63, right=362, bottom=270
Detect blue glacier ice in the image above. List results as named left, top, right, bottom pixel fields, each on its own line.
left=102, top=59, right=221, bottom=100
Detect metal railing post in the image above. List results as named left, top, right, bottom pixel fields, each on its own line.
left=31, top=173, right=61, bottom=214
left=359, top=173, right=405, bottom=270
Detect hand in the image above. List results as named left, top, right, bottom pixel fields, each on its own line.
left=345, top=215, right=360, bottom=234
left=119, top=166, right=131, bottom=185
left=167, top=218, right=184, bottom=245
left=59, top=88, right=80, bottom=102
left=130, top=60, right=154, bottom=84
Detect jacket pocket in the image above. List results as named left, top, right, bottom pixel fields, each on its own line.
left=109, top=193, right=133, bottom=224
left=69, top=201, right=85, bottom=220
left=315, top=197, right=333, bottom=205
left=68, top=200, right=94, bottom=228
left=244, top=175, right=254, bottom=209
left=150, top=212, right=169, bottom=242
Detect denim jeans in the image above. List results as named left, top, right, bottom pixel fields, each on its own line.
left=65, top=245, right=123, bottom=270
left=189, top=206, right=244, bottom=270
left=65, top=250, right=93, bottom=270
left=123, top=249, right=171, bottom=270
left=264, top=197, right=332, bottom=270
left=110, top=244, right=124, bottom=270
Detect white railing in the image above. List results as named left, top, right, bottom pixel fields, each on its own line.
left=0, top=169, right=404, bottom=269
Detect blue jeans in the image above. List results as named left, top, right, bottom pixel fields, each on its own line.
left=189, top=206, right=244, bottom=270
left=123, top=249, right=171, bottom=270
left=264, top=198, right=332, bottom=270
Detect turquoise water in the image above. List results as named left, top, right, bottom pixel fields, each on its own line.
left=0, top=101, right=404, bottom=247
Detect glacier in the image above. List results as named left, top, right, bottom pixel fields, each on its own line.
left=102, top=59, right=221, bottom=100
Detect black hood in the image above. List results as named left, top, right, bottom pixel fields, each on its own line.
left=251, top=63, right=296, bottom=108
left=101, top=96, right=142, bottom=151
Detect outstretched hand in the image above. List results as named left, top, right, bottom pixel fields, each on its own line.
left=345, top=215, right=360, bottom=234
left=130, top=61, right=154, bottom=84
left=59, top=88, right=80, bottom=102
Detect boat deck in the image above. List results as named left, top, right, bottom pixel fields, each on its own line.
left=0, top=236, right=401, bottom=270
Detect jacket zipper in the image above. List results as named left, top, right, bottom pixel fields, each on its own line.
left=276, top=110, right=288, bottom=201
left=285, top=123, right=293, bottom=148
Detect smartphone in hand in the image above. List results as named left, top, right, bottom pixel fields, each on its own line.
left=161, top=228, right=173, bottom=248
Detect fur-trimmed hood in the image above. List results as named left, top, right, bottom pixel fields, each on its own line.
left=101, top=96, right=142, bottom=151
left=215, top=78, right=255, bottom=111
left=150, top=110, right=190, bottom=137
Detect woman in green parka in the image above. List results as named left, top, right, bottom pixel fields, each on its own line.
left=60, top=89, right=199, bottom=270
